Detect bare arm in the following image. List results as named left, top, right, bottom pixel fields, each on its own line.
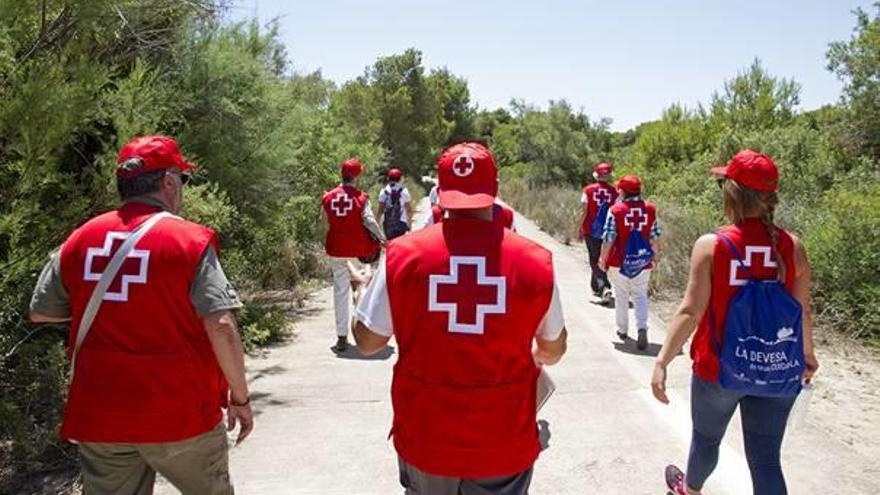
left=29, top=312, right=70, bottom=323
left=535, top=328, right=567, bottom=365
left=792, top=235, right=819, bottom=382
left=354, top=320, right=391, bottom=355
left=203, top=310, right=253, bottom=443
left=651, top=234, right=714, bottom=404
left=598, top=242, right=612, bottom=271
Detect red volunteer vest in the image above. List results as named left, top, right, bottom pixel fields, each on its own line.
left=691, top=219, right=796, bottom=382
left=385, top=218, right=554, bottom=478
left=605, top=199, right=658, bottom=269
left=580, top=182, right=618, bottom=237
left=430, top=203, right=515, bottom=230
left=58, top=202, right=226, bottom=443
left=322, top=184, right=380, bottom=258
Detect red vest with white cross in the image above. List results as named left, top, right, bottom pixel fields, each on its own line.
left=605, top=199, right=657, bottom=269
left=580, top=182, right=618, bottom=237
left=58, top=202, right=227, bottom=443
left=322, top=184, right=380, bottom=258
left=690, top=219, right=796, bottom=382
left=431, top=203, right=515, bottom=230
left=385, top=218, right=554, bottom=478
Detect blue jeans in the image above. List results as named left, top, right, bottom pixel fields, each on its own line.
left=686, top=375, right=797, bottom=494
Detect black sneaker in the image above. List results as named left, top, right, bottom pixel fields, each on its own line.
left=331, top=336, right=349, bottom=353
left=601, top=289, right=613, bottom=306
left=616, top=330, right=628, bottom=342
left=637, top=329, right=648, bottom=351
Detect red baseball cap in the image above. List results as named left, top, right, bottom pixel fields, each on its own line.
left=388, top=168, right=403, bottom=180
left=594, top=162, right=613, bottom=176
left=437, top=142, right=498, bottom=210
left=341, top=158, right=364, bottom=179
left=116, top=135, right=196, bottom=178
left=710, top=150, right=778, bottom=192
left=617, top=175, right=642, bottom=194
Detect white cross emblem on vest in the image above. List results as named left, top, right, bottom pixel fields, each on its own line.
left=330, top=192, right=354, bottom=217
left=428, top=256, right=506, bottom=335
left=624, top=207, right=648, bottom=231
left=83, top=232, right=150, bottom=302
left=729, top=246, right=777, bottom=286
left=593, top=188, right=611, bottom=204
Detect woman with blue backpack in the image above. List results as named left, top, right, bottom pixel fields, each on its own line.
left=651, top=150, right=819, bottom=495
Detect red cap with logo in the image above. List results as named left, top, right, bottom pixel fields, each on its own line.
left=595, top=162, right=613, bottom=176
left=116, top=135, right=196, bottom=178
left=617, top=175, right=642, bottom=195
left=341, top=158, right=364, bottom=180
left=710, top=150, right=779, bottom=192
left=437, top=142, right=498, bottom=210
left=388, top=168, right=403, bottom=180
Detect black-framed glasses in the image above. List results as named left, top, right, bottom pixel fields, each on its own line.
left=167, top=170, right=191, bottom=186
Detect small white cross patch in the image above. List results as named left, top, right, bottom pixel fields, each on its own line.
left=330, top=193, right=354, bottom=217
left=83, top=232, right=150, bottom=302
left=729, top=246, right=777, bottom=286
left=428, top=256, right=506, bottom=335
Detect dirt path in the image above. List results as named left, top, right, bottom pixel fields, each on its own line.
left=155, top=202, right=880, bottom=494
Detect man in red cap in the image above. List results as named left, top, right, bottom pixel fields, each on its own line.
left=353, top=142, right=568, bottom=495
left=599, top=174, right=662, bottom=351
left=579, top=162, right=618, bottom=304
left=28, top=135, right=251, bottom=494
left=321, top=158, right=384, bottom=353
left=377, top=167, right=414, bottom=241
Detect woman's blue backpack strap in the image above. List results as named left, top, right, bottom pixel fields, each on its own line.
left=711, top=231, right=804, bottom=397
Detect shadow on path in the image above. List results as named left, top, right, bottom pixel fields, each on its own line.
left=612, top=338, right=662, bottom=357
left=334, top=345, right=397, bottom=361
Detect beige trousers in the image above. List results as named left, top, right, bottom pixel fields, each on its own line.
left=78, top=422, right=233, bottom=495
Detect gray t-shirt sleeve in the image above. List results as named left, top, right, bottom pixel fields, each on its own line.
left=29, top=248, right=71, bottom=318
left=190, top=246, right=243, bottom=317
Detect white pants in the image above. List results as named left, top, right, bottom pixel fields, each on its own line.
left=329, top=257, right=371, bottom=338
left=607, top=267, right=651, bottom=334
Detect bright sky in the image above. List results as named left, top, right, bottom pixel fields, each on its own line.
left=229, top=0, right=873, bottom=131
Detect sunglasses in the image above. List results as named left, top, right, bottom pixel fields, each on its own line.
left=716, top=177, right=726, bottom=189
left=167, top=170, right=191, bottom=186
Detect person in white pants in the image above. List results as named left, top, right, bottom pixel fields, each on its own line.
left=606, top=267, right=651, bottom=340
left=329, top=258, right=372, bottom=343
left=598, top=175, right=661, bottom=351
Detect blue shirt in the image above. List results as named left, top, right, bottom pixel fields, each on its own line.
left=601, top=196, right=662, bottom=243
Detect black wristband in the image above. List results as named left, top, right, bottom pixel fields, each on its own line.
left=230, top=396, right=250, bottom=407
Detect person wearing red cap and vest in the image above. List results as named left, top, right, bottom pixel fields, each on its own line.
left=353, top=142, right=568, bottom=495
left=322, top=158, right=384, bottom=353
left=579, top=162, right=618, bottom=303
left=377, top=168, right=414, bottom=240
left=423, top=201, right=518, bottom=231
left=652, top=150, right=818, bottom=495
left=28, top=135, right=251, bottom=495
left=599, top=175, right=662, bottom=351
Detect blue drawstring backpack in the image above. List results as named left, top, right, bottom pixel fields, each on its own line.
left=712, top=233, right=804, bottom=397
left=619, top=228, right=654, bottom=278
left=590, top=201, right=610, bottom=239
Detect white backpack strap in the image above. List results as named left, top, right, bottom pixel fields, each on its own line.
left=70, top=212, right=174, bottom=377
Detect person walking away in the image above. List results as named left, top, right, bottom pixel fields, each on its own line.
left=599, top=175, right=661, bottom=351
left=378, top=168, right=414, bottom=241
left=650, top=150, right=819, bottom=495
left=353, top=142, right=567, bottom=495
left=321, top=158, right=384, bottom=353
left=579, top=162, right=618, bottom=304
left=28, top=135, right=252, bottom=495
